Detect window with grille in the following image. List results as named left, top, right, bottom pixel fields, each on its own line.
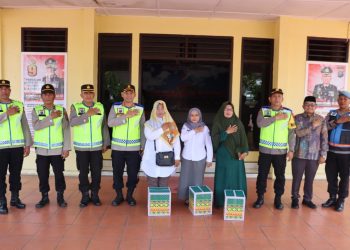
left=307, top=37, right=348, bottom=62
left=140, top=34, right=232, bottom=129
left=98, top=33, right=132, bottom=112
left=240, top=38, right=274, bottom=151
left=140, top=34, right=232, bottom=61
left=21, top=28, right=67, bottom=52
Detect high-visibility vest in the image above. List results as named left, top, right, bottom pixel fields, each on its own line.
left=34, top=105, right=64, bottom=149
left=0, top=100, right=25, bottom=147
left=111, top=103, right=143, bottom=147
left=259, top=106, right=295, bottom=149
left=72, top=102, right=104, bottom=149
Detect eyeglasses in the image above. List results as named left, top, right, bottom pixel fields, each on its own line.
left=304, top=103, right=316, bottom=107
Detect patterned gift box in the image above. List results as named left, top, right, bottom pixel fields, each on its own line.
left=148, top=187, right=171, bottom=216
left=224, top=189, right=246, bottom=221
left=189, top=185, right=213, bottom=216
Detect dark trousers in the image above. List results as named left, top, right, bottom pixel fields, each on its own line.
left=0, top=147, right=24, bottom=196
left=147, top=176, right=170, bottom=187
left=291, top=158, right=319, bottom=201
left=256, top=153, right=286, bottom=196
left=112, top=150, right=140, bottom=190
left=36, top=155, right=66, bottom=193
left=76, top=150, right=102, bottom=193
left=325, top=152, right=350, bottom=199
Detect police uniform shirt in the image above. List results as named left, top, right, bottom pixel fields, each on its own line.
left=107, top=103, right=146, bottom=151
left=69, top=104, right=110, bottom=151
left=0, top=100, right=33, bottom=149
left=313, top=84, right=338, bottom=102
left=31, top=106, right=71, bottom=156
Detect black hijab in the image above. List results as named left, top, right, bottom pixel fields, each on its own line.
left=211, top=101, right=249, bottom=159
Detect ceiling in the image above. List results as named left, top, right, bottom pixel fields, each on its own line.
left=1, top=0, right=350, bottom=20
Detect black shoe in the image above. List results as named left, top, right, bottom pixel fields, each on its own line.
left=0, top=198, right=8, bottom=215
left=274, top=196, right=284, bottom=210
left=80, top=192, right=90, bottom=208
left=302, top=199, right=317, bottom=209
left=36, top=193, right=49, bottom=208
left=291, top=198, right=299, bottom=209
left=322, top=196, right=337, bottom=208
left=91, top=192, right=101, bottom=206
left=126, top=188, right=136, bottom=206
left=253, top=195, right=264, bottom=208
left=111, top=189, right=124, bottom=206
left=57, top=192, right=67, bottom=208
left=335, top=199, right=345, bottom=212
left=10, top=192, right=26, bottom=209
left=184, top=200, right=189, bottom=206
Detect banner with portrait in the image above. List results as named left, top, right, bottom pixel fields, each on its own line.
left=21, top=52, right=67, bottom=135
left=305, top=61, right=347, bottom=117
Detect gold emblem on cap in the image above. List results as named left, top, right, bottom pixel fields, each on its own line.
left=1, top=80, right=5, bottom=84
left=46, top=85, right=50, bottom=89
left=87, top=85, right=91, bottom=89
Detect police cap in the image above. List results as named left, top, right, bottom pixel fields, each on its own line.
left=270, top=88, right=283, bottom=96
left=0, top=79, right=10, bottom=88
left=338, top=90, right=350, bottom=99
left=41, top=84, right=55, bottom=94
left=45, top=58, right=57, bottom=69
left=122, top=84, right=135, bottom=93
left=321, top=66, right=333, bottom=75
left=81, top=84, right=94, bottom=92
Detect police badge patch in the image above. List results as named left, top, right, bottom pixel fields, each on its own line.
left=78, top=108, right=85, bottom=115
left=264, top=109, right=271, bottom=117
left=38, top=110, right=46, bottom=117
left=116, top=108, right=124, bottom=116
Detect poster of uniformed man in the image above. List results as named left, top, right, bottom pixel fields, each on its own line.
left=21, top=52, right=67, bottom=135
left=305, top=61, right=347, bottom=116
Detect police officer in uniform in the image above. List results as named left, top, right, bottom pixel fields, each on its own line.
left=32, top=84, right=70, bottom=208
left=253, top=88, right=296, bottom=210
left=313, top=66, right=338, bottom=102
left=42, top=58, right=64, bottom=96
left=108, top=84, right=145, bottom=206
left=0, top=80, right=33, bottom=214
left=70, top=84, right=110, bottom=207
left=322, top=91, right=350, bottom=212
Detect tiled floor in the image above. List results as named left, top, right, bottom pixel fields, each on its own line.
left=0, top=175, right=350, bottom=249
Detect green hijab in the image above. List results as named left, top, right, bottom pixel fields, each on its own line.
left=211, top=101, right=249, bottom=159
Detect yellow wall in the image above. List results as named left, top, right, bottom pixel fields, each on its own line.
left=0, top=9, right=350, bottom=178
left=274, top=16, right=350, bottom=178
left=0, top=8, right=96, bottom=174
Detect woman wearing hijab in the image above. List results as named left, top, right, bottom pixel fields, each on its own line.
left=212, top=101, right=249, bottom=207
left=141, top=100, right=181, bottom=187
left=178, top=108, right=213, bottom=205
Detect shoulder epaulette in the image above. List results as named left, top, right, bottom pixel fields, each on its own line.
left=134, top=103, right=144, bottom=108
left=283, top=107, right=292, bottom=111
left=113, top=102, right=122, bottom=106
left=261, top=106, right=270, bottom=109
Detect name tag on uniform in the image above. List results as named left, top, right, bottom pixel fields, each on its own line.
left=78, top=108, right=85, bottom=115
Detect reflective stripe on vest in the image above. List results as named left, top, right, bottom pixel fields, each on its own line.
left=0, top=100, right=25, bottom=147
left=111, top=104, right=143, bottom=147
left=73, top=102, right=104, bottom=148
left=259, top=107, right=291, bottom=149
left=34, top=105, right=64, bottom=149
